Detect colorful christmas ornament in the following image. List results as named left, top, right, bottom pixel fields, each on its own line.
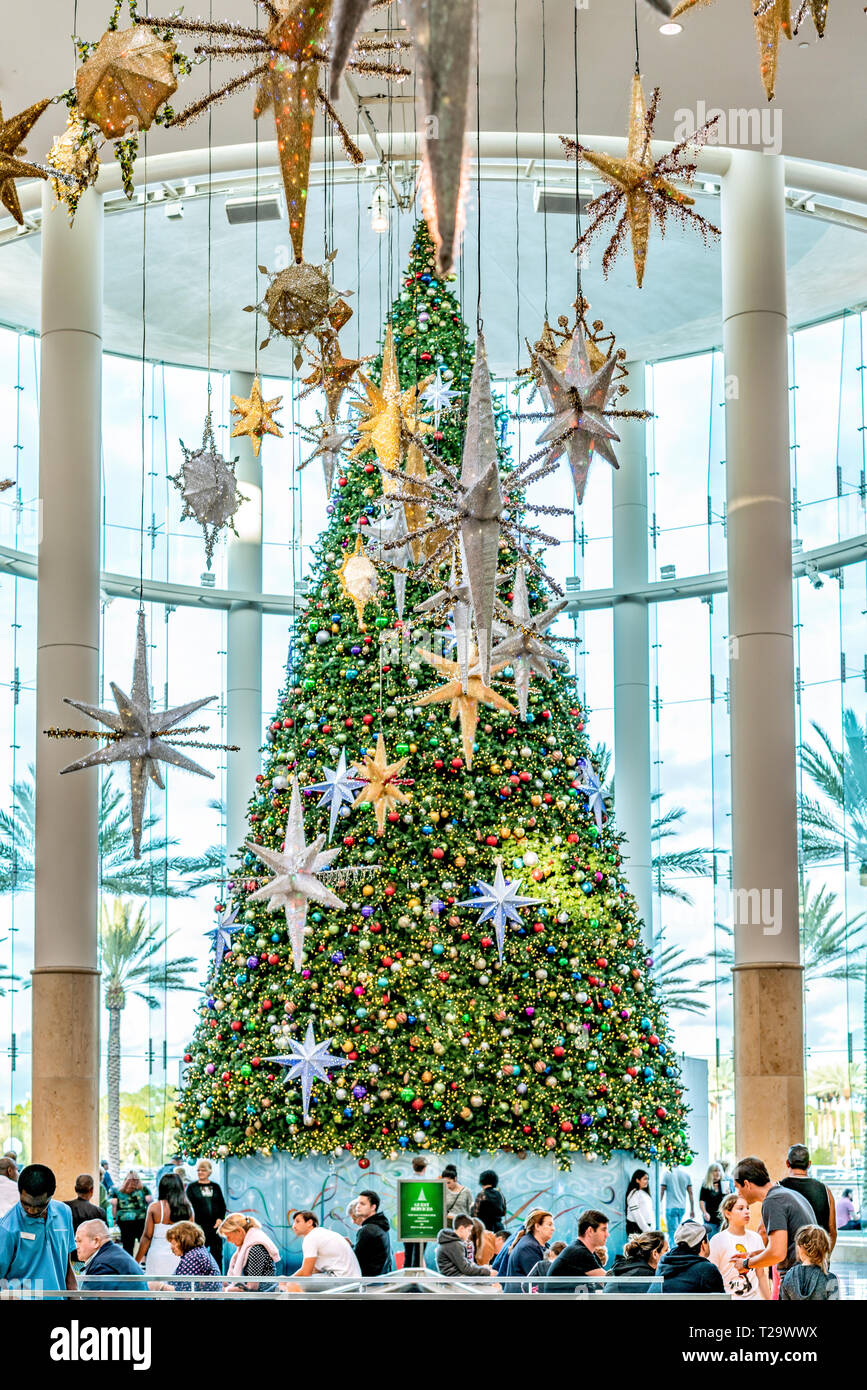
left=230, top=377, right=283, bottom=457
left=247, top=255, right=350, bottom=359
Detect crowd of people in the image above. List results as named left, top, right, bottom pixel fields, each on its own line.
left=0, top=1142, right=858, bottom=1298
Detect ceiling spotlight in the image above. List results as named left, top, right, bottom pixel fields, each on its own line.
left=370, top=183, right=390, bottom=234
left=659, top=21, right=682, bottom=34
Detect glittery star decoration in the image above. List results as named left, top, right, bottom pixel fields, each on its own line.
left=490, top=567, right=568, bottom=721
left=365, top=502, right=412, bottom=620
left=54, top=609, right=216, bottom=859
left=230, top=376, right=283, bottom=457
left=519, top=297, right=631, bottom=408
left=247, top=254, right=352, bottom=360
left=0, top=97, right=52, bottom=226
left=561, top=73, right=720, bottom=287
left=76, top=25, right=178, bottom=138
left=205, top=904, right=241, bottom=972
left=535, top=345, right=621, bottom=503
left=350, top=733, right=410, bottom=836
left=266, top=1020, right=350, bottom=1121
left=299, top=417, right=350, bottom=495
left=329, top=0, right=394, bottom=93
left=172, top=411, right=245, bottom=568
left=672, top=0, right=794, bottom=100
left=413, top=643, right=517, bottom=770
left=347, top=323, right=433, bottom=493
left=575, top=757, right=608, bottom=830
left=402, top=439, right=442, bottom=563
left=338, top=534, right=379, bottom=630
left=421, top=368, right=458, bottom=429
left=136, top=1, right=408, bottom=263
left=457, top=863, right=542, bottom=962
left=406, top=0, right=475, bottom=276
left=792, top=0, right=828, bottom=37
left=245, top=775, right=348, bottom=971
left=304, top=750, right=365, bottom=841
left=301, top=331, right=368, bottom=420
left=47, top=113, right=102, bottom=223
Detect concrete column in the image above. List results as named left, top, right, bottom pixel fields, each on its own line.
left=612, top=363, right=653, bottom=941
left=722, top=152, right=804, bottom=1174
left=32, top=186, right=103, bottom=1197
left=226, top=371, right=264, bottom=858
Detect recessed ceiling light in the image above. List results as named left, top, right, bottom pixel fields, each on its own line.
left=659, top=21, right=682, bottom=35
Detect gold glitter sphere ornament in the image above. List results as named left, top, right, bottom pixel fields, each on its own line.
left=247, top=255, right=351, bottom=360
left=230, top=377, right=283, bottom=457
left=0, top=96, right=52, bottom=226
left=48, top=114, right=102, bottom=222
left=75, top=26, right=178, bottom=138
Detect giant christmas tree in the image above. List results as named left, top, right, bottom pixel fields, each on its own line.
left=176, top=223, right=691, bottom=1171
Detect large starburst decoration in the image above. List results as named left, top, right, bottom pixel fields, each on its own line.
left=205, top=904, right=241, bottom=972
left=561, top=73, right=720, bottom=287
left=266, top=1020, right=350, bottom=1121
left=46, top=609, right=226, bottom=859
left=245, top=775, right=348, bottom=970
left=412, top=643, right=517, bottom=770
left=347, top=323, right=434, bottom=493
left=365, top=502, right=413, bottom=620
left=517, top=297, right=630, bottom=405
left=172, top=411, right=246, bottom=568
left=0, top=97, right=53, bottom=226
left=304, top=750, right=365, bottom=841
left=298, top=414, right=351, bottom=496
left=457, top=863, right=543, bottom=962
left=490, top=567, right=569, bottom=721
left=350, top=733, right=411, bottom=836
left=135, top=1, right=409, bottom=262
left=574, top=757, right=608, bottom=830
left=230, top=376, right=283, bottom=457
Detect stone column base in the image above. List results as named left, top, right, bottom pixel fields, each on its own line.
left=31, top=966, right=100, bottom=1200
left=733, top=961, right=805, bottom=1178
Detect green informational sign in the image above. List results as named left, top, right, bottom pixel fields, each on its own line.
left=397, top=1178, right=447, bottom=1242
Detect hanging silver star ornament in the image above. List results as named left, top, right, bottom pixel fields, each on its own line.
left=406, top=0, right=475, bottom=275
left=457, top=862, right=542, bottom=962
left=300, top=419, right=351, bottom=496
left=421, top=368, right=458, bottom=429
left=172, top=410, right=246, bottom=568
left=267, top=1020, right=350, bottom=1122
left=55, top=609, right=217, bottom=859
left=458, top=332, right=506, bottom=686
left=365, top=502, right=413, bottom=620
left=205, top=903, right=241, bottom=972
left=575, top=757, right=608, bottom=829
left=536, top=330, right=621, bottom=504
left=244, top=774, right=348, bottom=971
left=304, top=750, right=365, bottom=842
left=490, top=566, right=569, bottom=720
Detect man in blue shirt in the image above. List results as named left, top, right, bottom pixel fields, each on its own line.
left=76, top=1219, right=148, bottom=1294
left=0, top=1164, right=77, bottom=1296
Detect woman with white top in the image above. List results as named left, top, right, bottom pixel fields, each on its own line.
left=625, top=1169, right=654, bottom=1234
left=708, top=1193, right=770, bottom=1300
left=136, top=1173, right=192, bottom=1276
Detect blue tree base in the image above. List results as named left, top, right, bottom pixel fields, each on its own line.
left=222, top=1148, right=657, bottom=1271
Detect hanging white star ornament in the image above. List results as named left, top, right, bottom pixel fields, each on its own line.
left=244, top=775, right=348, bottom=971
left=575, top=757, right=608, bottom=829
left=57, top=609, right=216, bottom=860
left=536, top=328, right=621, bottom=504
left=421, top=369, right=458, bottom=429
left=304, top=750, right=365, bottom=842
left=172, top=410, right=246, bottom=567
left=365, top=502, right=412, bottom=620
left=490, top=566, right=569, bottom=720
left=266, top=1021, right=350, bottom=1122
left=459, top=332, right=506, bottom=685
left=457, top=862, right=543, bottom=962
left=302, top=423, right=350, bottom=496
left=205, top=904, right=240, bottom=971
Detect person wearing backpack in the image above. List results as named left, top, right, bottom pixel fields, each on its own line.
left=472, top=1170, right=507, bottom=1232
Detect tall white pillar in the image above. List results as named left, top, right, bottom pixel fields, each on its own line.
left=722, top=152, right=804, bottom=1173
left=612, top=363, right=653, bottom=941
left=226, top=371, right=264, bottom=858
left=32, top=186, right=103, bottom=1197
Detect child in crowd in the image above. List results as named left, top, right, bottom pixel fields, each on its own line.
left=780, top=1226, right=839, bottom=1301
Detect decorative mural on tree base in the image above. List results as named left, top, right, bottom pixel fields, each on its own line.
left=222, top=1148, right=656, bottom=1271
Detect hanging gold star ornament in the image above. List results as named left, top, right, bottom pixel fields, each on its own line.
left=672, top=0, right=796, bottom=100
left=347, top=323, right=434, bottom=493
left=413, top=644, right=517, bottom=769
left=337, top=535, right=379, bottom=629
left=350, top=733, right=411, bottom=836
left=230, top=377, right=283, bottom=457
left=135, top=1, right=409, bottom=263
left=562, top=74, right=720, bottom=287
left=47, top=114, right=102, bottom=222
left=0, top=97, right=53, bottom=226
left=172, top=411, right=246, bottom=568
left=301, top=332, right=369, bottom=420
left=75, top=24, right=178, bottom=137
